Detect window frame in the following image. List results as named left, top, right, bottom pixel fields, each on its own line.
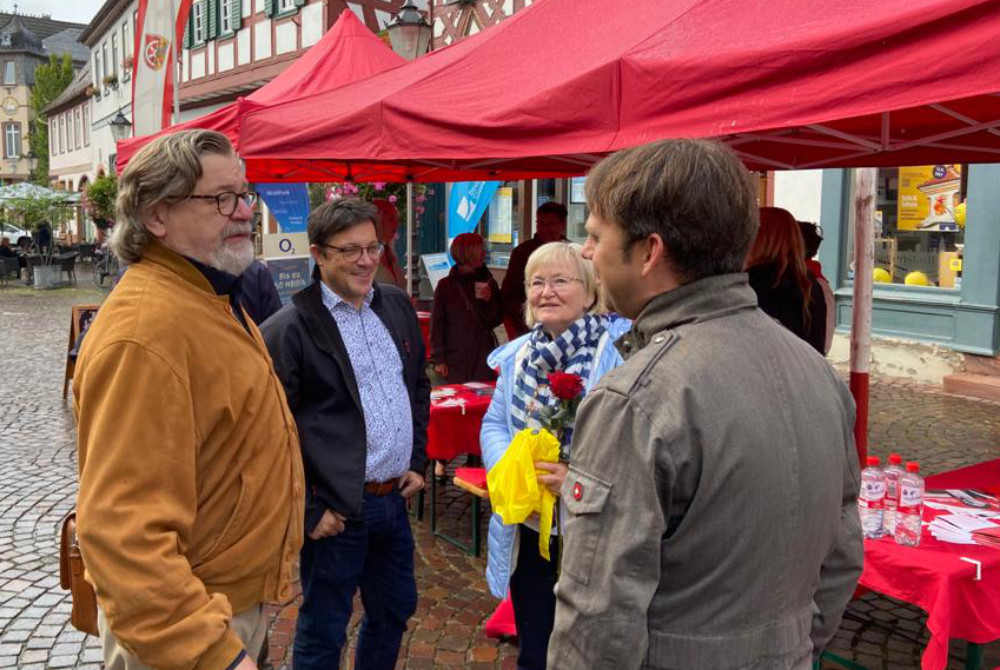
left=277, top=0, right=296, bottom=13
left=111, top=32, right=119, bottom=78
left=75, top=108, right=82, bottom=150
left=221, top=0, right=233, bottom=35
left=4, top=122, right=21, bottom=159
left=3, top=60, right=14, bottom=86
left=83, top=105, right=90, bottom=146
left=193, top=1, right=207, bottom=45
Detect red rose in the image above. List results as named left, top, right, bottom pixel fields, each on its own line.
left=547, top=372, right=585, bottom=401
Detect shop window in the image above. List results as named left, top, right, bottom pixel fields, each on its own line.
left=845, top=165, right=967, bottom=289
left=479, top=181, right=522, bottom=268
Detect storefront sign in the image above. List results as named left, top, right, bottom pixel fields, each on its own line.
left=448, top=181, right=501, bottom=238
left=898, top=165, right=962, bottom=232
left=487, top=187, right=513, bottom=243
left=258, top=183, right=310, bottom=233
left=263, top=232, right=310, bottom=259
left=266, top=257, right=311, bottom=305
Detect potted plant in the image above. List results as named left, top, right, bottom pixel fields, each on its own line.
left=1, top=188, right=73, bottom=288
left=122, top=55, right=133, bottom=72
left=84, top=175, right=117, bottom=232
left=103, top=73, right=118, bottom=91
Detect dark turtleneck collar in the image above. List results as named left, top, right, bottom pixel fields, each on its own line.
left=185, top=256, right=249, bottom=332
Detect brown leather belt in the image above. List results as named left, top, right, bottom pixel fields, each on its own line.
left=364, top=480, right=397, bottom=496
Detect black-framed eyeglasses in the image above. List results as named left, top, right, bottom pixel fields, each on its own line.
left=186, top=191, right=259, bottom=217
left=320, top=242, right=385, bottom=263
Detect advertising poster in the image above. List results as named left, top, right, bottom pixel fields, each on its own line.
left=898, top=165, right=962, bottom=232
left=267, top=258, right=311, bottom=305
left=487, top=187, right=513, bottom=243
left=257, top=183, right=310, bottom=233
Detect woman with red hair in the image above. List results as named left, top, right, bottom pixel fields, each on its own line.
left=745, top=207, right=827, bottom=354
left=373, top=198, right=406, bottom=290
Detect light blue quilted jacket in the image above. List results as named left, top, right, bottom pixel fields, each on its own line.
left=480, top=316, right=631, bottom=598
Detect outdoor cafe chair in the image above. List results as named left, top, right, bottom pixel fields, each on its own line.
left=0, top=256, right=18, bottom=286
left=59, top=252, right=79, bottom=285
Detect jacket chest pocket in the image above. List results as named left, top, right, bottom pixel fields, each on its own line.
left=560, top=467, right=612, bottom=586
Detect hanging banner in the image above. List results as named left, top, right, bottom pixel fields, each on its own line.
left=897, top=165, right=962, bottom=232
left=132, top=0, right=192, bottom=136
left=448, top=181, right=501, bottom=238
left=258, top=183, right=310, bottom=233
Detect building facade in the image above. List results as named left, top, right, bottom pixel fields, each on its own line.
left=78, top=0, right=136, bottom=178
left=429, top=0, right=533, bottom=49
left=0, top=12, right=87, bottom=184
left=45, top=65, right=93, bottom=242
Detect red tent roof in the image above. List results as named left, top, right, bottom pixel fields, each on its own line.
left=115, top=11, right=404, bottom=174
left=239, top=0, right=1000, bottom=182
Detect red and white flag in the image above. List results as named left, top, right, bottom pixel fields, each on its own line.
left=131, top=0, right=192, bottom=137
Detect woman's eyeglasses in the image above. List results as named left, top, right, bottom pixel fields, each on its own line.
left=526, top=276, right=583, bottom=294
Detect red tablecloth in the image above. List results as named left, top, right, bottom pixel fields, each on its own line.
left=417, top=311, right=431, bottom=360
left=860, top=459, right=1000, bottom=670
left=426, top=382, right=495, bottom=461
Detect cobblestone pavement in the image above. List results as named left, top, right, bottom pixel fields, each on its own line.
left=1, top=284, right=999, bottom=669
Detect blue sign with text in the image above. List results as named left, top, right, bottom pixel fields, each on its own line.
left=448, top=181, right=501, bottom=238
left=258, top=183, right=310, bottom=233
left=267, top=257, right=311, bottom=305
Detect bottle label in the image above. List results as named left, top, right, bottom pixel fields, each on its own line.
left=898, top=484, right=922, bottom=514
left=860, top=480, right=886, bottom=503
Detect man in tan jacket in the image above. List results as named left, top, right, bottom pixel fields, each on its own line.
left=73, top=129, right=304, bottom=670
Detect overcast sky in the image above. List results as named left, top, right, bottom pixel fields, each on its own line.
left=12, top=0, right=106, bottom=24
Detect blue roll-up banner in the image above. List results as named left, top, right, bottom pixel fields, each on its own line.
left=448, top=181, right=501, bottom=239
left=258, top=183, right=310, bottom=233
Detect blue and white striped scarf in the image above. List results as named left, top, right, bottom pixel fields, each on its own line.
left=510, top=313, right=607, bottom=456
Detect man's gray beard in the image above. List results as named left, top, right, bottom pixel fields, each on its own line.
left=207, top=237, right=255, bottom=276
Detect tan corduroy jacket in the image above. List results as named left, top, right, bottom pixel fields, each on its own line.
left=73, top=241, right=304, bottom=670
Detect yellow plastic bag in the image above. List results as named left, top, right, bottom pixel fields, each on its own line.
left=487, top=428, right=561, bottom=560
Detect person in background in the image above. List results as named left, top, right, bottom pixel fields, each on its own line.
left=0, top=236, right=16, bottom=257
left=548, top=139, right=861, bottom=670
left=745, top=206, right=827, bottom=354
left=481, top=241, right=628, bottom=670
left=430, top=232, right=504, bottom=479
left=373, top=198, right=407, bottom=290
left=242, top=259, right=284, bottom=325
left=33, top=221, right=52, bottom=255
left=74, top=129, right=303, bottom=670
left=261, top=198, right=429, bottom=670
left=500, top=202, right=569, bottom=338
left=431, top=232, right=503, bottom=383
left=798, top=219, right=835, bottom=355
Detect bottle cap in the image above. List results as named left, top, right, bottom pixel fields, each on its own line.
left=867, top=456, right=880, bottom=467
left=906, top=462, right=920, bottom=473
left=889, top=453, right=902, bottom=465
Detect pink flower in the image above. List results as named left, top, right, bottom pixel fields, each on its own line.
left=415, top=195, right=426, bottom=204
left=427, top=188, right=436, bottom=196
left=415, top=206, right=425, bottom=215
left=373, top=181, right=387, bottom=191
left=388, top=195, right=398, bottom=204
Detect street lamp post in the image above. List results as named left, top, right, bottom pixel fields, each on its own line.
left=108, top=110, right=132, bottom=142
left=386, top=0, right=432, bottom=61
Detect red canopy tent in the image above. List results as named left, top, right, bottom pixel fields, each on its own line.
left=115, top=10, right=405, bottom=174
left=238, top=0, right=1000, bottom=460
left=238, top=0, right=1000, bottom=182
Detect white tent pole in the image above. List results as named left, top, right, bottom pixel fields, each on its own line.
left=849, top=167, right=876, bottom=464
left=406, top=181, right=414, bottom=297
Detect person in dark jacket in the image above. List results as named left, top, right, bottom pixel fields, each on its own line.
left=241, top=259, right=283, bottom=325
left=260, top=197, right=429, bottom=670
left=431, top=232, right=503, bottom=383
left=500, top=202, right=568, bottom=338
left=745, top=206, right=827, bottom=354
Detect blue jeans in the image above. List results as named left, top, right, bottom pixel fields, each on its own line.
left=293, top=490, right=418, bottom=670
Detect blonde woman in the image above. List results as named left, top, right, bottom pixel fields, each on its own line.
left=479, top=241, right=629, bottom=670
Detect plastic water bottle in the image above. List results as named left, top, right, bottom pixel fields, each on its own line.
left=883, top=453, right=905, bottom=536
left=894, top=462, right=925, bottom=547
left=858, top=456, right=887, bottom=539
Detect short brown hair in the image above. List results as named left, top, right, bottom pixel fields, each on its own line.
left=308, top=198, right=380, bottom=246
left=112, top=129, right=234, bottom=263
left=585, top=139, right=759, bottom=281
left=450, top=232, right=484, bottom=266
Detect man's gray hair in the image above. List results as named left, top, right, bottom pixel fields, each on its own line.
left=110, top=130, right=235, bottom=263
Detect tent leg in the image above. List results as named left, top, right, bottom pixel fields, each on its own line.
left=406, top=181, right=415, bottom=298
left=849, top=168, right=876, bottom=465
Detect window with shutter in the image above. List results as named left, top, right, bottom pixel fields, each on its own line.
left=208, top=0, right=219, bottom=40
left=264, top=0, right=274, bottom=17
left=183, top=15, right=192, bottom=48
left=231, top=0, right=243, bottom=30
left=294, top=0, right=305, bottom=7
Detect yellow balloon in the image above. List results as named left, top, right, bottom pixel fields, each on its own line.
left=873, top=267, right=892, bottom=283
left=954, top=201, right=966, bottom=228
left=904, top=271, right=931, bottom=287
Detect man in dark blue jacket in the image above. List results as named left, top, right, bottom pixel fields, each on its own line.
left=261, top=197, right=429, bottom=670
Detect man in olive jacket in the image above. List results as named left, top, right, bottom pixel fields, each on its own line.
left=548, top=139, right=863, bottom=670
